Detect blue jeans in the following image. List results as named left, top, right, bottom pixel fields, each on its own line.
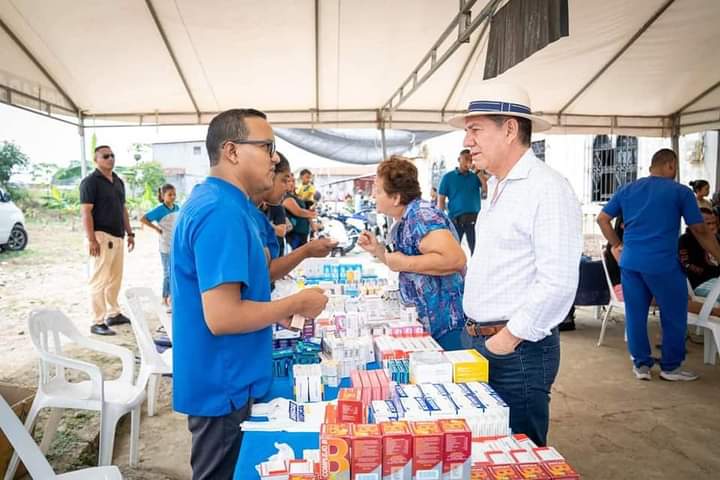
left=621, top=267, right=687, bottom=372
left=435, top=326, right=465, bottom=351
left=160, top=252, right=171, bottom=299
left=461, top=328, right=560, bottom=446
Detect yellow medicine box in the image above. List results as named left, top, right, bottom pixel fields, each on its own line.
left=442, top=349, right=489, bottom=383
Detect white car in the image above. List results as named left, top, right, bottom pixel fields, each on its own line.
left=0, top=188, right=28, bottom=251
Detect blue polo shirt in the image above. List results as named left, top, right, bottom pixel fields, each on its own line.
left=249, top=206, right=280, bottom=260
left=171, top=177, right=272, bottom=416
left=438, top=168, right=481, bottom=219
left=603, top=176, right=703, bottom=274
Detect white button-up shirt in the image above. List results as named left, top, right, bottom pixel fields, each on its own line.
left=463, top=149, right=582, bottom=342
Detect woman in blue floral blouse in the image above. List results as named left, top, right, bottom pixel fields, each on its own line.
left=358, top=156, right=467, bottom=349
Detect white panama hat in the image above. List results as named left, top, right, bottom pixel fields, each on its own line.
left=448, top=82, right=552, bottom=132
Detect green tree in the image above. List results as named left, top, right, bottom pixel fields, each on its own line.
left=0, top=141, right=30, bottom=188
left=122, top=161, right=166, bottom=211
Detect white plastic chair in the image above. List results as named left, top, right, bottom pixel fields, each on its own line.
left=0, top=394, right=122, bottom=479
left=124, top=288, right=173, bottom=417
left=598, top=251, right=626, bottom=346
left=689, top=276, right=720, bottom=365
left=5, top=310, right=145, bottom=479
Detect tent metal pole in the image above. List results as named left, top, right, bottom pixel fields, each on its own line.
left=380, top=0, right=499, bottom=117
left=0, top=16, right=80, bottom=114
left=559, top=0, right=676, bottom=115
left=314, top=0, right=320, bottom=112
left=144, top=0, right=200, bottom=119
left=380, top=126, right=388, bottom=160
left=675, top=80, right=720, bottom=114
left=79, top=113, right=87, bottom=179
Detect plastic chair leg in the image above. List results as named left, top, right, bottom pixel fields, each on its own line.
left=704, top=327, right=718, bottom=365
left=5, top=397, right=43, bottom=480
left=98, top=411, right=119, bottom=466
left=597, top=305, right=613, bottom=346
left=39, top=407, right=63, bottom=454
left=147, top=374, right=158, bottom=417
left=129, top=406, right=141, bottom=466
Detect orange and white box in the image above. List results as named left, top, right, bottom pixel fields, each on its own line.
left=533, top=447, right=579, bottom=479
left=350, top=424, right=382, bottom=480
left=409, top=421, right=444, bottom=480
left=379, top=421, right=413, bottom=480
left=486, top=464, right=522, bottom=480
left=337, top=388, right=364, bottom=424
left=320, top=423, right=351, bottom=480
left=438, top=419, right=472, bottom=480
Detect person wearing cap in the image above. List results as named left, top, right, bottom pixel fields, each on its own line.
left=450, top=83, right=582, bottom=446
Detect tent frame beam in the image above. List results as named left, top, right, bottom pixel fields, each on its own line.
left=0, top=15, right=79, bottom=113
left=144, top=0, right=200, bottom=119
left=441, top=8, right=492, bottom=115
left=380, top=0, right=501, bottom=120
left=0, top=83, right=79, bottom=127
left=675, top=80, right=720, bottom=114
left=558, top=0, right=676, bottom=115
left=314, top=0, right=320, bottom=114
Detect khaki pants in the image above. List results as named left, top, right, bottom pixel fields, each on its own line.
left=89, top=231, right=124, bottom=324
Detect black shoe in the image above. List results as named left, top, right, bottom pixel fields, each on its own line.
left=91, top=324, right=116, bottom=336
left=558, top=319, right=576, bottom=332
left=105, top=313, right=131, bottom=326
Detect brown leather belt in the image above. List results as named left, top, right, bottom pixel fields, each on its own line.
left=465, top=320, right=508, bottom=337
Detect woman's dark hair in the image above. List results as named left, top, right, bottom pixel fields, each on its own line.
left=376, top=155, right=422, bottom=205
left=690, top=179, right=710, bottom=193
left=275, top=151, right=290, bottom=174
left=158, top=183, right=176, bottom=203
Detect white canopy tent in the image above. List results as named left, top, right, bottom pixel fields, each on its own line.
left=1, top=0, right=719, bottom=143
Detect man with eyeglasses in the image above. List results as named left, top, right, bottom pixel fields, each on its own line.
left=171, top=109, right=328, bottom=480
left=79, top=145, right=135, bottom=336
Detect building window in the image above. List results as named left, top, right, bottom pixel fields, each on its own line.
left=591, top=135, right=637, bottom=202
left=193, top=146, right=202, bottom=155
left=531, top=140, right=546, bottom=162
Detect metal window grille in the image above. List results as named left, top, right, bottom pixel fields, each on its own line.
left=531, top=140, right=546, bottom=162
left=591, top=135, right=637, bottom=202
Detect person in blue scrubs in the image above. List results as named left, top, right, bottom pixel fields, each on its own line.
left=598, top=148, right=720, bottom=382
left=171, top=109, right=329, bottom=480
left=250, top=152, right=337, bottom=282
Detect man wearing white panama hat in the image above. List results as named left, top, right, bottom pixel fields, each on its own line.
left=449, top=83, right=582, bottom=446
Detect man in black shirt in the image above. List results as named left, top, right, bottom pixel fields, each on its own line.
left=79, top=145, right=135, bottom=336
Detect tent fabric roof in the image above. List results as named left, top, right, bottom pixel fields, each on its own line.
left=1, top=0, right=718, bottom=136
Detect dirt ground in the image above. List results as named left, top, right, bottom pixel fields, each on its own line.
left=1, top=220, right=719, bottom=479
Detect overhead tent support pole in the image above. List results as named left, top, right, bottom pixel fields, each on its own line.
left=675, top=80, right=720, bottom=115
left=558, top=0, right=676, bottom=115
left=0, top=15, right=79, bottom=114
left=144, top=0, right=200, bottom=120
left=79, top=113, right=87, bottom=179
left=441, top=10, right=492, bottom=116
left=380, top=0, right=501, bottom=122
left=314, top=0, right=320, bottom=113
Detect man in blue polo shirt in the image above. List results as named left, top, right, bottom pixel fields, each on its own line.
left=438, top=149, right=487, bottom=253
left=172, top=109, right=328, bottom=480
left=598, top=148, right=720, bottom=382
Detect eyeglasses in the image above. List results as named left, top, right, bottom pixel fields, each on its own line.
left=101, top=153, right=115, bottom=160
left=224, top=138, right=276, bottom=157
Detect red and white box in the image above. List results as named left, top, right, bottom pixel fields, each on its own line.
left=375, top=369, right=390, bottom=400
left=438, top=419, right=472, bottom=480
left=409, top=421, right=444, bottom=480
left=471, top=463, right=492, bottom=480
left=532, top=447, right=579, bottom=480
left=350, top=424, right=382, bottom=480
left=486, top=464, right=522, bottom=480
left=379, top=421, right=413, bottom=480
left=337, top=388, right=364, bottom=424
left=320, top=423, right=351, bottom=480
left=368, top=369, right=381, bottom=401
